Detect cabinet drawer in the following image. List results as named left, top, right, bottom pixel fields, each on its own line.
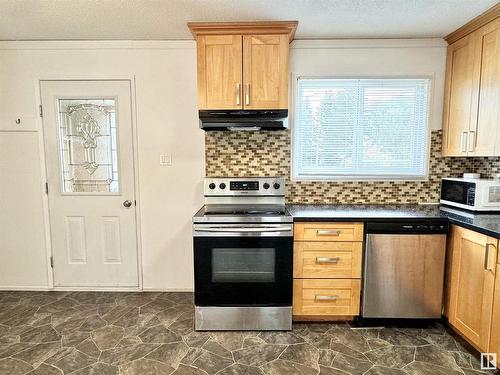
left=294, top=222, right=363, bottom=242
left=293, top=279, right=360, bottom=316
left=294, top=242, right=362, bottom=279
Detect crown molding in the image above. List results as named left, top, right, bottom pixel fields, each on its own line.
left=0, top=38, right=447, bottom=51
left=291, top=38, right=447, bottom=49
left=0, top=40, right=195, bottom=50
left=445, top=3, right=500, bottom=44
left=187, top=21, right=298, bottom=42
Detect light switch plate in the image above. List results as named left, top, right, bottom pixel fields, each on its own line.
left=159, top=154, right=172, bottom=166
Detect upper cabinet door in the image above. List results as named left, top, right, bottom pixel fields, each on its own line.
left=196, top=35, right=242, bottom=110
left=242, top=34, right=289, bottom=110
left=471, top=18, right=500, bottom=156
left=442, top=34, right=480, bottom=156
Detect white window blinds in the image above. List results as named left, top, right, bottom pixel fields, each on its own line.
left=293, top=78, right=430, bottom=180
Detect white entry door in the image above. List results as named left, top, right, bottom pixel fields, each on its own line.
left=41, top=80, right=139, bottom=288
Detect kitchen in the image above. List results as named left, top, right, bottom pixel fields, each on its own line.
left=1, top=1, right=500, bottom=374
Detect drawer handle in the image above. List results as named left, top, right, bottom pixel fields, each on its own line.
left=315, top=295, right=338, bottom=302
left=315, top=257, right=340, bottom=264
left=316, top=230, right=341, bottom=236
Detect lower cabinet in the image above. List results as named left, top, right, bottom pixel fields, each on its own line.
left=490, top=264, right=500, bottom=363
left=293, top=222, right=363, bottom=320
left=293, top=279, right=361, bottom=317
left=293, top=241, right=362, bottom=279
left=446, top=225, right=498, bottom=352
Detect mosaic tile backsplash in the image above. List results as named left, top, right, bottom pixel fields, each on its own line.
left=205, top=130, right=500, bottom=204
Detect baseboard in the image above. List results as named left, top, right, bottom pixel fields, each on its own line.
left=142, top=287, right=194, bottom=292
left=0, top=286, right=194, bottom=293
left=52, top=286, right=141, bottom=292
left=293, top=315, right=355, bottom=322
left=0, top=286, right=52, bottom=291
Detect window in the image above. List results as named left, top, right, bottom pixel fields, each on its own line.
left=293, top=78, right=431, bottom=180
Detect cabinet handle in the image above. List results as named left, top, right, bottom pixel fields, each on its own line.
left=235, top=84, right=241, bottom=106
left=468, top=131, right=475, bottom=152
left=460, top=132, right=468, bottom=153
left=245, top=84, right=250, bottom=106
left=316, top=230, right=341, bottom=236
left=485, top=243, right=495, bottom=271
left=315, top=257, right=340, bottom=264
left=315, top=295, right=338, bottom=302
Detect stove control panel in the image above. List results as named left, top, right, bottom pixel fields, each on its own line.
left=204, top=177, right=285, bottom=196
left=230, top=181, right=259, bottom=191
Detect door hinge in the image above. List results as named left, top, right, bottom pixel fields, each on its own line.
left=39, top=105, right=43, bottom=118
left=45, top=182, right=49, bottom=194
left=50, top=256, right=54, bottom=268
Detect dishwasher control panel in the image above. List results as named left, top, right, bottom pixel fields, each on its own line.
left=366, top=221, right=449, bottom=234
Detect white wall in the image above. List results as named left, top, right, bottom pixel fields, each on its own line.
left=0, top=38, right=446, bottom=291
left=290, top=39, right=447, bottom=131
left=0, top=41, right=205, bottom=291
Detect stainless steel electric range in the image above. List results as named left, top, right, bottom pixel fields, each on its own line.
left=192, top=177, right=293, bottom=331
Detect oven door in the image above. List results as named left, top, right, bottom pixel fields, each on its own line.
left=193, top=224, right=293, bottom=307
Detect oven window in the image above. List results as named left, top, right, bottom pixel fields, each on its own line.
left=212, top=248, right=275, bottom=283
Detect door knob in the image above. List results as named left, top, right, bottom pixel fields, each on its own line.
left=123, top=200, right=133, bottom=208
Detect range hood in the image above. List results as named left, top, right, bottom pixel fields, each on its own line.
left=199, top=110, right=288, bottom=131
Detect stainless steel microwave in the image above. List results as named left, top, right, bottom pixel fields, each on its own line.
left=440, top=178, right=500, bottom=211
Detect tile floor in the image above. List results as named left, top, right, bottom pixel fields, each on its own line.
left=0, top=291, right=497, bottom=375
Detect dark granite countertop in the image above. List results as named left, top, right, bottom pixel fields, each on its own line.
left=287, top=204, right=500, bottom=238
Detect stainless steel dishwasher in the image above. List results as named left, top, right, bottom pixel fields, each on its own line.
left=362, top=221, right=448, bottom=319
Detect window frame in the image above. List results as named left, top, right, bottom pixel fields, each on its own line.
left=290, top=75, right=433, bottom=182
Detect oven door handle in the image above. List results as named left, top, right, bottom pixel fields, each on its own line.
left=194, top=226, right=292, bottom=233
left=193, top=224, right=293, bottom=237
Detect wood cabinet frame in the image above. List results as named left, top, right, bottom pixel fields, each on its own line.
left=188, top=21, right=297, bottom=111
left=442, top=5, right=500, bottom=156
left=446, top=225, right=497, bottom=351
left=293, top=222, right=363, bottom=321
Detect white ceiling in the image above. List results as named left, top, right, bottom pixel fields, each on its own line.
left=0, top=0, right=497, bottom=41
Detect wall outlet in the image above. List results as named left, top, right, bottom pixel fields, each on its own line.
left=159, top=153, right=172, bottom=166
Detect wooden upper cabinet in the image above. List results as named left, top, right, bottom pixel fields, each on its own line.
left=446, top=225, right=498, bottom=351
left=472, top=18, right=500, bottom=156
left=188, top=21, right=297, bottom=111
left=442, top=34, right=480, bottom=156
left=196, top=35, right=243, bottom=110
left=243, top=34, right=288, bottom=109
left=443, top=5, right=500, bottom=156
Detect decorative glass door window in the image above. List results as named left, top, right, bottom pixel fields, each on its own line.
left=57, top=99, right=119, bottom=193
